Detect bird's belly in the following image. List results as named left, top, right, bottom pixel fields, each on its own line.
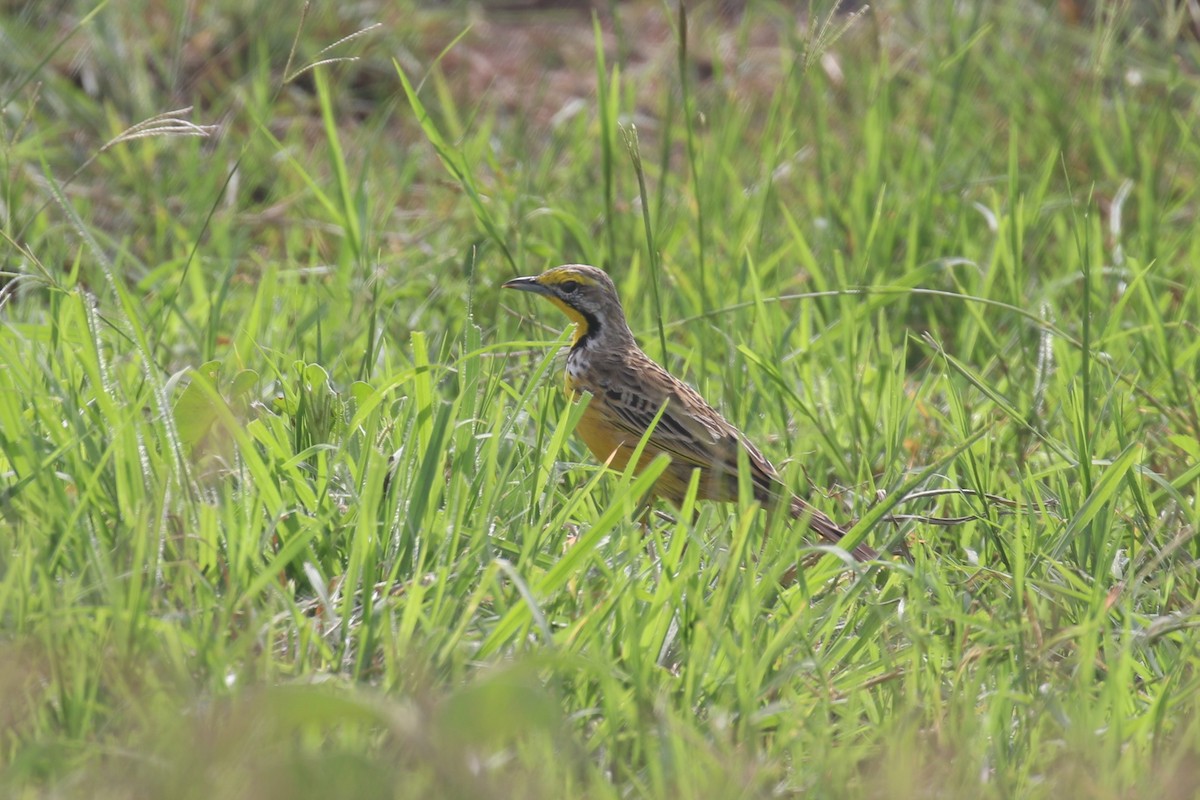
left=564, top=365, right=735, bottom=505
left=575, top=401, right=636, bottom=471
left=572, top=395, right=724, bottom=506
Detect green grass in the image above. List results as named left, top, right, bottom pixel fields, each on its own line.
left=2, top=0, right=1200, bottom=797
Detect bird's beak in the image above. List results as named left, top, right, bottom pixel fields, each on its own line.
left=501, top=275, right=550, bottom=295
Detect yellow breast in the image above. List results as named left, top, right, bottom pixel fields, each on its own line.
left=574, top=401, right=635, bottom=471
left=562, top=352, right=710, bottom=505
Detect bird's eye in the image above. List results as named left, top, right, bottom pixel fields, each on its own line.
left=560, top=280, right=580, bottom=295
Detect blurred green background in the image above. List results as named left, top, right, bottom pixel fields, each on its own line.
left=2, top=1, right=1200, bottom=797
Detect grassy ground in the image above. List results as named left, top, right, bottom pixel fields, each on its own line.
left=2, top=0, right=1200, bottom=797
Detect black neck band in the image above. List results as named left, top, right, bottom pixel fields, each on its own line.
left=572, top=308, right=602, bottom=350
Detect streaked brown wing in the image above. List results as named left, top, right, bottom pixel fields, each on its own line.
left=590, top=357, right=784, bottom=500
left=591, top=385, right=714, bottom=469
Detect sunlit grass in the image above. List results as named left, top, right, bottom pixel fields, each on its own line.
left=2, top=1, right=1199, bottom=797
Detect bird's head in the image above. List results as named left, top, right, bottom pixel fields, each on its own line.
left=502, top=264, right=631, bottom=348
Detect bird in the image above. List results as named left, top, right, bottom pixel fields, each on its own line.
left=502, top=264, right=876, bottom=562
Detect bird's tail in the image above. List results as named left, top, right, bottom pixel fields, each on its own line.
left=789, top=495, right=877, bottom=562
